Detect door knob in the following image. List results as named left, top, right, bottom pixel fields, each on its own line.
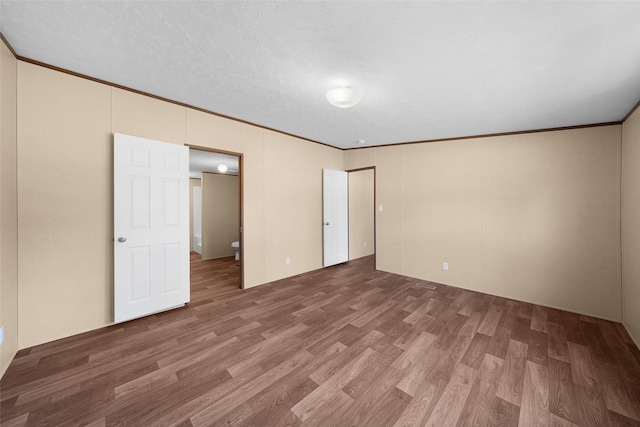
left=118, top=237, right=127, bottom=242
left=324, top=222, right=330, bottom=226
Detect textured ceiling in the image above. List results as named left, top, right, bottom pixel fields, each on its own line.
left=189, top=149, right=239, bottom=179
left=1, top=1, right=639, bottom=149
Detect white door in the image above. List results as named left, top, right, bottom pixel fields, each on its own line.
left=114, top=133, right=190, bottom=324
left=323, top=169, right=349, bottom=267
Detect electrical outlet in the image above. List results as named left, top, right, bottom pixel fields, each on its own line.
left=378, top=205, right=383, bottom=212
left=286, top=257, right=291, bottom=265
left=0, top=326, right=4, bottom=346
left=363, top=242, right=367, bottom=248
left=443, top=262, right=449, bottom=271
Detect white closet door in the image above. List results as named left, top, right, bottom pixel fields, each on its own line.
left=113, top=133, right=190, bottom=324
left=323, top=169, right=349, bottom=267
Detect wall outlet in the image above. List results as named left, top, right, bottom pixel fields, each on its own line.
left=0, top=326, right=4, bottom=346
left=286, top=257, right=291, bottom=265
left=378, top=205, right=383, bottom=212
left=363, top=242, right=367, bottom=248
left=442, top=262, right=449, bottom=271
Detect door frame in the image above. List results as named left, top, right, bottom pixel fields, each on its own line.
left=187, top=144, right=245, bottom=289
left=346, top=166, right=377, bottom=270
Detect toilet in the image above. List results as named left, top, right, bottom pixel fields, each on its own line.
left=231, top=241, right=240, bottom=260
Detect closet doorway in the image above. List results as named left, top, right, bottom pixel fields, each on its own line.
left=189, top=147, right=243, bottom=289
left=347, top=167, right=376, bottom=265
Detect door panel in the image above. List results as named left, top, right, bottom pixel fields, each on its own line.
left=114, top=133, right=190, bottom=324
left=323, top=169, right=349, bottom=267
left=130, top=246, right=151, bottom=300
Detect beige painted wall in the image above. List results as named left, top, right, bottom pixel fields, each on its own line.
left=346, top=125, right=622, bottom=321
left=348, top=169, right=375, bottom=260
left=623, top=106, right=640, bottom=345
left=1, top=39, right=18, bottom=377
left=16, top=62, right=344, bottom=349
left=263, top=132, right=344, bottom=281
left=17, top=62, right=113, bottom=349
left=483, top=127, right=620, bottom=320
left=201, top=173, right=239, bottom=260
left=403, top=140, right=482, bottom=290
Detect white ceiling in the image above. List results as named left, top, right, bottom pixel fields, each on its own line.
left=189, top=149, right=239, bottom=179
left=1, top=1, right=639, bottom=149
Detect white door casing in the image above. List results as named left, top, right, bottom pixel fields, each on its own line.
left=323, top=169, right=349, bottom=267
left=114, top=133, right=190, bottom=324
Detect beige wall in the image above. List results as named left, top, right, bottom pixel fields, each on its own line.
left=263, top=132, right=344, bottom=281
left=17, top=62, right=113, bottom=349
left=1, top=39, right=18, bottom=377
left=16, top=62, right=344, bottom=349
left=403, top=140, right=483, bottom=290
left=348, top=169, right=375, bottom=260
left=483, top=127, right=621, bottom=319
left=623, top=106, right=640, bottom=345
left=201, top=173, right=239, bottom=260
left=346, top=125, right=622, bottom=321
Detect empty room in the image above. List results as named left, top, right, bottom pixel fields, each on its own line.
left=1, top=1, right=640, bottom=426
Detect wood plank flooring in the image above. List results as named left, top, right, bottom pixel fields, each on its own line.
left=2, top=253, right=640, bottom=426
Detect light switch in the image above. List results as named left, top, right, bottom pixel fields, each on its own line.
left=378, top=205, right=383, bottom=212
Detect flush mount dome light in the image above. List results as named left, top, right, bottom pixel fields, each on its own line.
left=326, top=87, right=362, bottom=108
left=217, top=164, right=228, bottom=173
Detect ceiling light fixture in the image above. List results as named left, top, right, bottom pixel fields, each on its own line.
left=217, top=164, right=228, bottom=173
left=326, top=87, right=362, bottom=108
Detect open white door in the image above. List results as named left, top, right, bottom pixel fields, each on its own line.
left=323, top=169, right=349, bottom=267
left=114, top=133, right=190, bottom=324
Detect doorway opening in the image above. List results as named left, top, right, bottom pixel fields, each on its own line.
left=347, top=167, right=376, bottom=268
left=188, top=146, right=243, bottom=289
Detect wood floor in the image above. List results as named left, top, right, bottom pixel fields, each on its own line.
left=2, top=254, right=640, bottom=426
